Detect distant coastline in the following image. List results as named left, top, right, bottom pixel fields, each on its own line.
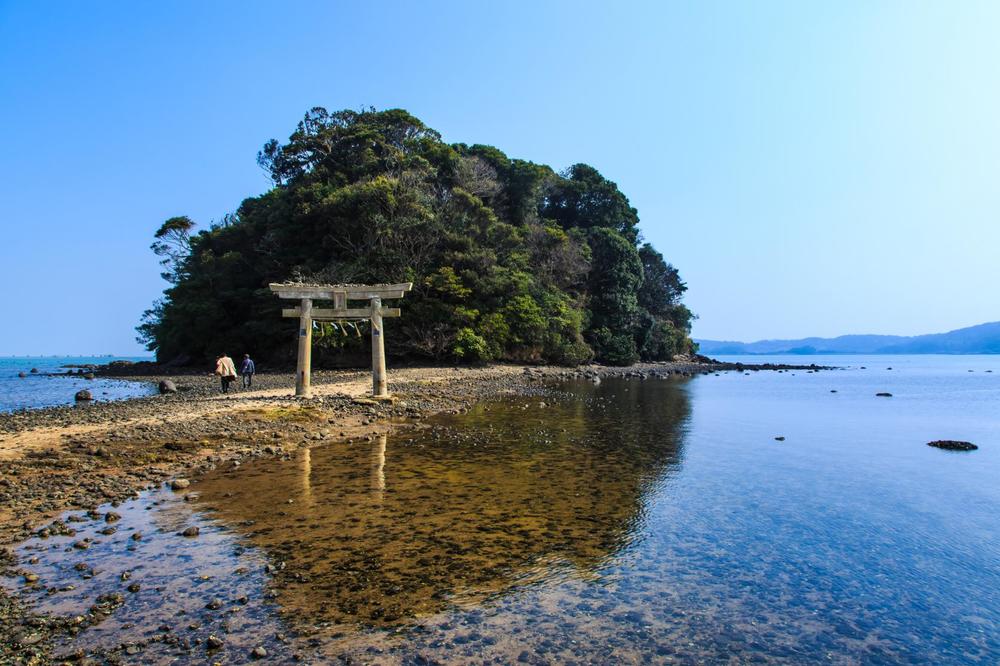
left=697, top=321, right=1000, bottom=355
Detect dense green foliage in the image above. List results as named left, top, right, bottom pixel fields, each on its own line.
left=139, top=108, right=694, bottom=366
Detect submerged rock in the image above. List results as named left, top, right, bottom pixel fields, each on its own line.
left=927, top=440, right=978, bottom=451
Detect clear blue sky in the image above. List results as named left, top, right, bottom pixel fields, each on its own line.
left=1, top=1, right=998, bottom=355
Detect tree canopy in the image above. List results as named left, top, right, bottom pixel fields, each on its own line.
left=138, top=107, right=695, bottom=367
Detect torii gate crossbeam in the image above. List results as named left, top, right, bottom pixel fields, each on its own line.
left=269, top=283, right=413, bottom=398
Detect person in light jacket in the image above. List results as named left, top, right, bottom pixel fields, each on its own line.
left=240, top=353, right=256, bottom=389
left=215, top=353, right=238, bottom=393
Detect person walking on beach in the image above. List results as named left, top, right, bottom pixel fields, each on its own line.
left=240, top=353, right=256, bottom=389
left=215, top=353, right=238, bottom=393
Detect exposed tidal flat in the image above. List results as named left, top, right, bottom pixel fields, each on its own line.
left=1, top=356, right=998, bottom=664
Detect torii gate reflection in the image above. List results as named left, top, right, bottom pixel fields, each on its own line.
left=297, top=434, right=388, bottom=505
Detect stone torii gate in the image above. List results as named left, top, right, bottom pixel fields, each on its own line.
left=269, top=282, right=413, bottom=398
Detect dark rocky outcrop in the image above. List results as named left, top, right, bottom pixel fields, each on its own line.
left=927, top=440, right=978, bottom=451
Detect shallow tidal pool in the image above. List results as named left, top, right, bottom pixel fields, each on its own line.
left=6, top=358, right=1000, bottom=664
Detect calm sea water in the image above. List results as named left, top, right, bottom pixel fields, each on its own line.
left=6, top=355, right=999, bottom=663
left=0, top=356, right=155, bottom=412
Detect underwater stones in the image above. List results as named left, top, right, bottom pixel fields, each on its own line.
left=13, top=631, right=43, bottom=647
left=205, top=598, right=223, bottom=610
left=181, top=526, right=200, bottom=537
left=927, top=440, right=977, bottom=451
left=251, top=646, right=268, bottom=659
left=206, top=635, right=224, bottom=650
left=104, top=511, right=121, bottom=523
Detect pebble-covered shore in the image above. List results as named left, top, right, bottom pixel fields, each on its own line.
left=0, top=359, right=828, bottom=664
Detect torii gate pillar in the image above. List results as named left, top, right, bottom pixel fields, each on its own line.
left=296, top=298, right=313, bottom=397
left=270, top=283, right=412, bottom=400
left=370, top=296, right=387, bottom=397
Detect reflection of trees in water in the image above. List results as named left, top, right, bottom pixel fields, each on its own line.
left=191, top=378, right=690, bottom=629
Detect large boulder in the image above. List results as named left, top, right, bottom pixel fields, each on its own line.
left=74, top=390, right=93, bottom=401
left=158, top=380, right=178, bottom=394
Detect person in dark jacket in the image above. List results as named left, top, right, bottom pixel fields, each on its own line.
left=241, top=354, right=256, bottom=389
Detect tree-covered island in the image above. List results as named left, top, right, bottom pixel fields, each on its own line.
left=139, top=108, right=695, bottom=367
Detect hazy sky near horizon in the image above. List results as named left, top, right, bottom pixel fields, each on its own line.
left=1, top=1, right=998, bottom=355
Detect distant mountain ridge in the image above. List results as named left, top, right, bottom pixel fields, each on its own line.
left=696, top=322, right=1000, bottom=355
